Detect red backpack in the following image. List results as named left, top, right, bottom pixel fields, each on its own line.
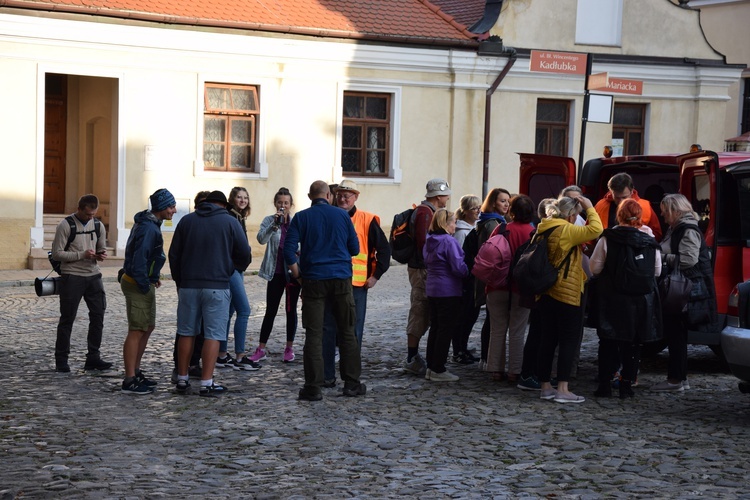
left=471, top=233, right=512, bottom=289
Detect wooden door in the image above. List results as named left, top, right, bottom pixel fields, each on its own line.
left=44, top=73, right=67, bottom=213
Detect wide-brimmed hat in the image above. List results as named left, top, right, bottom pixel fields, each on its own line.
left=425, top=178, right=451, bottom=198
left=205, top=190, right=228, bottom=205
left=337, top=179, right=360, bottom=195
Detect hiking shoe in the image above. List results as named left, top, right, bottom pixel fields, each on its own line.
left=83, top=358, right=113, bottom=372
left=517, top=375, right=541, bottom=391
left=175, top=379, right=190, bottom=394
left=233, top=357, right=261, bottom=371
left=55, top=361, right=71, bottom=373
left=427, top=370, right=459, bottom=382
left=135, top=371, right=158, bottom=387
left=283, top=346, right=296, bottom=363
left=540, top=388, right=557, bottom=400
left=122, top=379, right=154, bottom=395
left=650, top=380, right=684, bottom=392
left=404, top=354, right=427, bottom=376
left=249, top=347, right=267, bottom=362
left=199, top=383, right=228, bottom=397
left=298, top=387, right=323, bottom=401
left=215, top=355, right=235, bottom=368
left=343, top=382, right=367, bottom=397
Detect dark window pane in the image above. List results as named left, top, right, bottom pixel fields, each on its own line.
left=344, top=96, right=363, bottom=118
left=366, top=97, right=387, bottom=120
left=343, top=126, right=361, bottom=148
left=366, top=127, right=386, bottom=149
left=614, top=105, right=643, bottom=126
left=535, top=128, right=548, bottom=154
left=537, top=101, right=568, bottom=122
left=551, top=128, right=567, bottom=156
left=627, top=132, right=642, bottom=155
left=342, top=150, right=360, bottom=172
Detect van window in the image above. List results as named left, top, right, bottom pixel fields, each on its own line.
left=687, top=171, right=741, bottom=242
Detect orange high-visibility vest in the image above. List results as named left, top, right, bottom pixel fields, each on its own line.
left=350, top=210, right=379, bottom=287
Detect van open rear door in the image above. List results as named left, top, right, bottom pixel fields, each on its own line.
left=726, top=161, right=750, bottom=284
left=518, top=153, right=576, bottom=208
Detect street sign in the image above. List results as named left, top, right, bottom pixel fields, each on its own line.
left=529, top=50, right=587, bottom=75
left=587, top=72, right=609, bottom=90
left=605, top=78, right=643, bottom=95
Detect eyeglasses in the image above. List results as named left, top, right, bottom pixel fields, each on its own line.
left=336, top=192, right=355, bottom=200
left=470, top=206, right=481, bottom=211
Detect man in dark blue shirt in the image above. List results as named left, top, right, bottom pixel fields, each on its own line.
left=284, top=180, right=365, bottom=401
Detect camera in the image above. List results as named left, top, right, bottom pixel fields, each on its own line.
left=275, top=207, right=285, bottom=226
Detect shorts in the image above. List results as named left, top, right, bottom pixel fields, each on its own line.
left=176, top=288, right=230, bottom=341
left=120, top=278, right=155, bottom=331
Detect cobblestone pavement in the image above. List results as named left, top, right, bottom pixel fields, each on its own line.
left=2, top=265, right=750, bottom=499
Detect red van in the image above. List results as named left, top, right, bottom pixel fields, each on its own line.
left=518, top=150, right=750, bottom=358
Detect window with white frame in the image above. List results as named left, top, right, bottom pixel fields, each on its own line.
left=342, top=92, right=391, bottom=176
left=203, top=83, right=259, bottom=172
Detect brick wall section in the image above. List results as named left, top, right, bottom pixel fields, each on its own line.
left=0, top=219, right=33, bottom=270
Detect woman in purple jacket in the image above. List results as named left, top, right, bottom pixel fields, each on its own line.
left=423, top=208, right=469, bottom=382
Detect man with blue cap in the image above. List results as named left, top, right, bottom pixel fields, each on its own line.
left=120, top=188, right=177, bottom=394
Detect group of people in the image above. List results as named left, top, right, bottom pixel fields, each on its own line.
left=51, top=178, right=389, bottom=401
left=403, top=174, right=718, bottom=404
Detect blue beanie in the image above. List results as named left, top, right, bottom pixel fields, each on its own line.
left=150, top=188, right=176, bottom=212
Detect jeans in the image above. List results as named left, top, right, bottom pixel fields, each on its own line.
left=323, top=285, right=367, bottom=381
left=258, top=273, right=301, bottom=344
left=220, top=270, right=251, bottom=354
left=55, top=273, right=106, bottom=361
left=300, top=278, right=361, bottom=389
left=426, top=296, right=461, bottom=373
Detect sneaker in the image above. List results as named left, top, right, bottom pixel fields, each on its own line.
left=55, top=361, right=70, bottom=373
left=83, top=358, right=113, bottom=372
left=171, top=367, right=204, bottom=384
left=540, top=388, right=557, bottom=400
left=199, top=383, right=228, bottom=397
left=553, top=392, right=585, bottom=404
left=323, top=378, right=337, bottom=388
left=122, top=379, right=154, bottom=395
left=682, top=379, right=690, bottom=390
left=248, top=347, right=267, bottom=362
left=343, top=382, right=367, bottom=397
left=427, top=370, right=459, bottom=382
left=464, top=350, right=480, bottom=362
left=233, top=357, right=262, bottom=371
left=651, top=380, right=684, bottom=392
left=452, top=351, right=476, bottom=365
left=403, top=354, right=427, bottom=376
left=215, top=355, right=235, bottom=368
left=135, top=371, right=158, bottom=387
left=175, top=379, right=190, bottom=394
left=283, top=346, right=296, bottom=363
left=299, top=386, right=323, bottom=401
left=517, top=375, right=541, bottom=391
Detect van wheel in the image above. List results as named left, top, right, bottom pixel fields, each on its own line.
left=640, top=340, right=667, bottom=357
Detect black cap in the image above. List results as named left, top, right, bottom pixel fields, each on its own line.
left=205, top=190, right=228, bottom=205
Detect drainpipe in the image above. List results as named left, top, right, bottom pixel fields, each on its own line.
left=480, top=39, right=517, bottom=199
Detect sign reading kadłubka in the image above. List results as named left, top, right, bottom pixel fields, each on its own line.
left=530, top=50, right=587, bottom=75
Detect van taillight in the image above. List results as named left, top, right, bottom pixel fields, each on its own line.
left=726, top=286, right=740, bottom=318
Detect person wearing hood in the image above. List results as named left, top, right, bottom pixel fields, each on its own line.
left=589, top=198, right=662, bottom=399
left=169, top=190, right=251, bottom=397
left=423, top=208, right=469, bottom=382
left=120, top=188, right=177, bottom=394
left=594, top=172, right=661, bottom=242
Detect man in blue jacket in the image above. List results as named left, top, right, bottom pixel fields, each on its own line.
left=120, top=188, right=176, bottom=394
left=284, top=180, right=366, bottom=401
left=169, top=190, right=251, bottom=397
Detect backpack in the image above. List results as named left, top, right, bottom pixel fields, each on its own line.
left=48, top=216, right=102, bottom=275
left=389, top=206, right=416, bottom=264
left=606, top=231, right=658, bottom=296
left=512, top=226, right=574, bottom=296
left=471, top=233, right=512, bottom=289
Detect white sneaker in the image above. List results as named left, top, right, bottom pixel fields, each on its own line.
left=682, top=379, right=690, bottom=390
left=427, top=370, right=459, bottom=382
left=650, top=380, right=684, bottom=392
left=425, top=369, right=432, bottom=380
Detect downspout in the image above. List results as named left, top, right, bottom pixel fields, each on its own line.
left=482, top=43, right=516, bottom=199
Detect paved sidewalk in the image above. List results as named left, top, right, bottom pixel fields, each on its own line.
left=2, top=264, right=750, bottom=498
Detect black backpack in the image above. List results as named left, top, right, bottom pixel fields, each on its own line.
left=512, top=226, right=574, bottom=296
left=48, top=216, right=102, bottom=275
left=389, top=206, right=416, bottom=264
left=604, top=228, right=659, bottom=296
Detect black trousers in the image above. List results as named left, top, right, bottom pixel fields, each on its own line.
left=427, top=296, right=461, bottom=373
